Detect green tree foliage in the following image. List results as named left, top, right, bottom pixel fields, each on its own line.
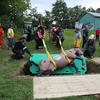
left=96, top=8, right=100, bottom=13
left=42, top=10, right=53, bottom=28
left=51, top=0, right=68, bottom=28
left=0, top=0, right=30, bottom=28
left=0, top=15, right=17, bottom=34
left=67, top=5, right=86, bottom=28
left=87, top=7, right=96, bottom=12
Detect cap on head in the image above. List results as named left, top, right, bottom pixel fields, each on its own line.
left=20, top=36, right=26, bottom=40
left=86, top=25, right=88, bottom=27
left=58, top=25, right=61, bottom=27
left=43, top=26, right=46, bottom=29
left=89, top=34, right=95, bottom=39
left=38, top=25, right=42, bottom=29
left=60, top=28, right=63, bottom=30
left=76, top=28, right=80, bottom=31
left=9, top=24, right=13, bottom=27
left=29, top=25, right=31, bottom=27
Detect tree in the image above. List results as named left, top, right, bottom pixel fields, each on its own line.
left=87, top=7, right=96, bottom=12
left=42, top=10, right=52, bottom=28
left=68, top=5, right=86, bottom=28
left=51, top=0, right=68, bottom=28
left=0, top=0, right=31, bottom=27
left=96, top=8, right=100, bottom=13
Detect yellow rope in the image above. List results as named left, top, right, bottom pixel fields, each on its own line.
left=42, top=39, right=57, bottom=69
left=59, top=39, right=71, bottom=63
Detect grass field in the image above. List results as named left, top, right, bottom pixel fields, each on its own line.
left=0, top=29, right=99, bottom=100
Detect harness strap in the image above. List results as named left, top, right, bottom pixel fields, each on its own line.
left=42, top=39, right=57, bottom=69
left=59, top=39, right=71, bottom=63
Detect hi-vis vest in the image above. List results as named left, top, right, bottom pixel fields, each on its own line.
left=7, top=28, right=14, bottom=38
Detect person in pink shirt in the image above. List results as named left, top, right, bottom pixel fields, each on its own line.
left=95, top=28, right=100, bottom=41
left=35, top=26, right=43, bottom=50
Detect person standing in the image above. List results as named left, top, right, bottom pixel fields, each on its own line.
left=0, top=22, right=4, bottom=49
left=56, top=25, right=62, bottom=47
left=95, top=28, right=100, bottom=41
left=58, top=28, right=65, bottom=50
left=27, top=25, right=31, bottom=41
left=70, top=23, right=72, bottom=29
left=35, top=26, right=43, bottom=50
left=7, top=24, right=14, bottom=50
left=84, top=34, right=96, bottom=59
left=11, top=37, right=33, bottom=59
left=82, top=25, right=89, bottom=48
left=74, top=28, right=82, bottom=47
left=48, top=25, right=53, bottom=42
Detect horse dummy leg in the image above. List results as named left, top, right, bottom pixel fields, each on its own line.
left=37, top=69, right=44, bottom=77
left=71, top=63, right=78, bottom=74
left=76, top=56, right=85, bottom=70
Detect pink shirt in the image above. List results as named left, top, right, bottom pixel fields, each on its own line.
left=37, top=31, right=42, bottom=38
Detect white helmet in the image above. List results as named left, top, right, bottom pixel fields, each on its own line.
left=89, top=34, right=95, bottom=39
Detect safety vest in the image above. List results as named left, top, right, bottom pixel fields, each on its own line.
left=88, top=40, right=95, bottom=46
left=7, top=28, right=14, bottom=38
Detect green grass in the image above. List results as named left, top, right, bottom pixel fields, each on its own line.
left=0, top=29, right=99, bottom=100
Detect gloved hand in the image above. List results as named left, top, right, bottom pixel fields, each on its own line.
left=30, top=53, right=33, bottom=57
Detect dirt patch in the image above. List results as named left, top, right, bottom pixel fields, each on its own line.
left=9, top=61, right=28, bottom=79
left=86, top=60, right=100, bottom=74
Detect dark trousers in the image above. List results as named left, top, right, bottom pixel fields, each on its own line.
left=82, top=42, right=86, bottom=48
left=84, top=48, right=96, bottom=57
left=35, top=39, right=39, bottom=50
left=58, top=38, right=64, bottom=49
left=96, top=35, right=99, bottom=41
left=27, top=34, right=31, bottom=41
left=11, top=49, right=24, bottom=59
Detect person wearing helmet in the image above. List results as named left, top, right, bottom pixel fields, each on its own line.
left=11, top=36, right=33, bottom=59
left=27, top=25, right=32, bottom=41
left=7, top=24, right=14, bottom=50
left=84, top=34, right=96, bottom=59
left=57, top=28, right=65, bottom=50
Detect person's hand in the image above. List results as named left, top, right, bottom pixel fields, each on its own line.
left=84, top=34, right=86, bottom=36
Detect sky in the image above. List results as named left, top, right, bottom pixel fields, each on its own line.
left=30, top=0, right=100, bottom=15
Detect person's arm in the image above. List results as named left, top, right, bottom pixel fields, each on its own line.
left=22, top=44, right=33, bottom=56
left=83, top=30, right=86, bottom=36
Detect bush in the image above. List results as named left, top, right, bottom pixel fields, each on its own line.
left=0, top=15, right=17, bottom=35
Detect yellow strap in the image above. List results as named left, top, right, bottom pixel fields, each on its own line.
left=42, top=39, right=57, bottom=69
left=59, top=39, right=71, bottom=63
left=43, top=31, right=46, bottom=38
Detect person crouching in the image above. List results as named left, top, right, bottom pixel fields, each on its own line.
left=11, top=37, right=33, bottom=59
left=74, top=28, right=82, bottom=47
left=84, top=34, right=96, bottom=59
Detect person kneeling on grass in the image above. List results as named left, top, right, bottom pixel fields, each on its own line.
left=74, top=28, right=82, bottom=47
left=84, top=34, right=96, bottom=59
left=11, top=36, right=33, bottom=59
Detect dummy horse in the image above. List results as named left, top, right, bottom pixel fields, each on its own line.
left=36, top=47, right=85, bottom=77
